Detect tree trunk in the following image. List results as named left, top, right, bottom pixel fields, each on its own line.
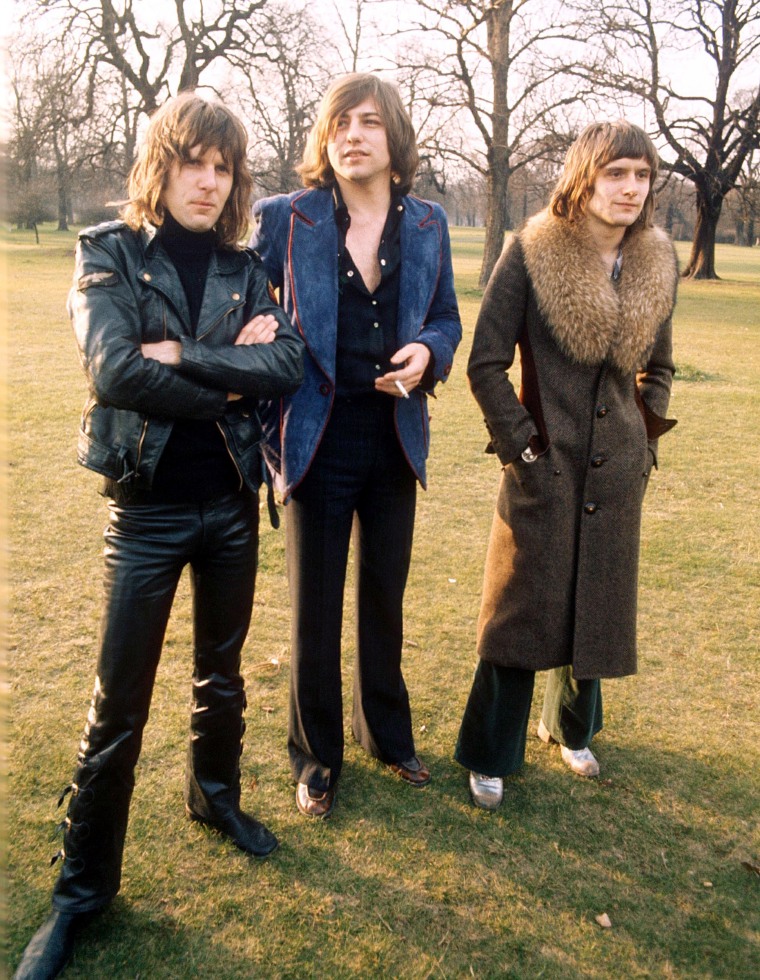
left=57, top=170, right=70, bottom=231
left=479, top=165, right=509, bottom=287
left=682, top=189, right=723, bottom=279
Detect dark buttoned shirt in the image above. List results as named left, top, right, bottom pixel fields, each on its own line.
left=334, top=184, right=403, bottom=398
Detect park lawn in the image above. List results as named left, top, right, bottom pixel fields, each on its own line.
left=2, top=225, right=759, bottom=979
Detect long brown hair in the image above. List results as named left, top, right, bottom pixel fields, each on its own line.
left=298, top=74, right=419, bottom=194
left=121, top=93, right=253, bottom=247
left=550, top=121, right=660, bottom=228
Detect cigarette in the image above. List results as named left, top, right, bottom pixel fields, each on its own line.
left=394, top=380, right=410, bottom=399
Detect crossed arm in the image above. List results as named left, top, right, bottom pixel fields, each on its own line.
left=142, top=313, right=280, bottom=401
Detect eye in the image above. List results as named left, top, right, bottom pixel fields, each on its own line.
left=216, top=163, right=231, bottom=175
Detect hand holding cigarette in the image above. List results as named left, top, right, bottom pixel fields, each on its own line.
left=375, top=342, right=431, bottom=398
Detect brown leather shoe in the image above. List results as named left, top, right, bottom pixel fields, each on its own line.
left=387, top=756, right=431, bottom=787
left=296, top=782, right=336, bottom=818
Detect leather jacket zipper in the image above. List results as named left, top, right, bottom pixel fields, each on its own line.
left=135, top=419, right=149, bottom=474
left=197, top=304, right=242, bottom=342
left=216, top=421, right=244, bottom=491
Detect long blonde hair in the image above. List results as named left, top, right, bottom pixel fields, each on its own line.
left=121, top=93, right=253, bottom=246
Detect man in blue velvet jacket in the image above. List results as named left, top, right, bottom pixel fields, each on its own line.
left=250, top=73, right=461, bottom=819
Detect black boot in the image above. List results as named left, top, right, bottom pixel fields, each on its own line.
left=12, top=909, right=97, bottom=980
left=185, top=673, right=278, bottom=857
left=18, top=687, right=141, bottom=979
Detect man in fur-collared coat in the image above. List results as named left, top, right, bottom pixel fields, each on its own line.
left=456, top=121, right=678, bottom=810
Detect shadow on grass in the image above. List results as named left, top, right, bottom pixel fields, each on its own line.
left=6, top=740, right=758, bottom=978
left=262, top=744, right=758, bottom=977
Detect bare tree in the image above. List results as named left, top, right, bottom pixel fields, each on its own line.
left=228, top=2, right=332, bottom=196
left=9, top=0, right=280, bottom=212
left=726, top=149, right=760, bottom=245
left=576, top=0, right=760, bottom=278
left=35, top=0, right=270, bottom=114
left=7, top=30, right=99, bottom=231
left=396, top=0, right=595, bottom=286
left=331, top=0, right=367, bottom=72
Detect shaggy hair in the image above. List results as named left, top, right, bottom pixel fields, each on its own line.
left=298, top=73, right=419, bottom=194
left=121, top=93, right=253, bottom=247
left=551, top=121, right=660, bottom=229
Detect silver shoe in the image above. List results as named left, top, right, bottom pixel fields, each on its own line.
left=538, top=719, right=600, bottom=776
left=469, top=772, right=503, bottom=809
left=560, top=744, right=600, bottom=777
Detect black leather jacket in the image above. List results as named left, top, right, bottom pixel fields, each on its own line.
left=69, top=221, right=304, bottom=492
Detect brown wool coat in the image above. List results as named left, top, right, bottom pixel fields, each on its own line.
left=469, top=209, right=678, bottom=679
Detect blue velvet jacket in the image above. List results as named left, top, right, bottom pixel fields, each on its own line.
left=250, top=188, right=462, bottom=499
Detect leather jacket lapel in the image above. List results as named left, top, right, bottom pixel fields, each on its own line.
left=138, top=245, right=192, bottom=334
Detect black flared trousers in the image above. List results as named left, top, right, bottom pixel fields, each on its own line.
left=286, top=396, right=418, bottom=792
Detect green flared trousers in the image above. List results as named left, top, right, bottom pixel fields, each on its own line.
left=454, top=662, right=603, bottom=777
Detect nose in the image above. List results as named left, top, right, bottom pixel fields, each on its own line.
left=622, top=174, right=640, bottom=196
left=346, top=117, right=363, bottom=142
left=198, top=165, right=217, bottom=188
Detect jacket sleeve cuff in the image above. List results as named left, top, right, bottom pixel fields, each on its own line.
left=484, top=416, right=539, bottom=466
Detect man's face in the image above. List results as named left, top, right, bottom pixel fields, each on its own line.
left=585, top=156, right=652, bottom=231
left=160, top=145, right=233, bottom=233
left=327, top=97, right=392, bottom=188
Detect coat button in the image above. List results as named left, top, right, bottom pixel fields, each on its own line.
left=584, top=502, right=598, bottom=514
left=596, top=404, right=608, bottom=418
left=319, top=383, right=331, bottom=396
left=142, top=272, right=152, bottom=281
left=591, top=455, right=606, bottom=467
left=231, top=292, right=240, bottom=301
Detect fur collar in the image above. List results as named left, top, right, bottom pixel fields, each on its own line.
left=520, top=209, right=678, bottom=374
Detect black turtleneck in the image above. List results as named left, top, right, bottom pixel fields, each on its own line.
left=157, top=211, right=216, bottom=330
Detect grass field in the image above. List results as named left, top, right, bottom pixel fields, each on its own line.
left=2, top=224, right=759, bottom=979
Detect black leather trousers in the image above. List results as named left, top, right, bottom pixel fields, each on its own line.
left=52, top=491, right=259, bottom=913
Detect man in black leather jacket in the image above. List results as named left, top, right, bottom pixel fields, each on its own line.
left=13, top=94, right=303, bottom=980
